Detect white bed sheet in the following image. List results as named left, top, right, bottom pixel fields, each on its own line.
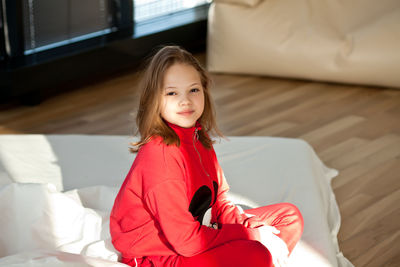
left=0, top=135, right=353, bottom=267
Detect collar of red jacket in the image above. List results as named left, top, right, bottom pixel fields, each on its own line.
left=165, top=120, right=202, bottom=144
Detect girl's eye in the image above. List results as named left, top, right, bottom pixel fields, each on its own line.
left=190, top=88, right=200, bottom=93
left=166, top=92, right=176, bottom=96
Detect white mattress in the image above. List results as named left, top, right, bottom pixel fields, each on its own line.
left=0, top=135, right=353, bottom=266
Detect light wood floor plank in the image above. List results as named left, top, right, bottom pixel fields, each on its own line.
left=331, top=136, right=400, bottom=193
left=319, top=137, right=368, bottom=162
left=330, top=134, right=400, bottom=170
left=335, top=157, right=400, bottom=218
left=339, top=188, right=400, bottom=241
left=299, top=115, right=366, bottom=143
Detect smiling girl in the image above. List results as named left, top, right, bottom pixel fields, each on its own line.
left=110, top=46, right=303, bottom=267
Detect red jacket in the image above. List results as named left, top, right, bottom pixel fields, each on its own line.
left=110, top=122, right=260, bottom=263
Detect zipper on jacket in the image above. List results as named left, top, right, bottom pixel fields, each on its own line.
left=193, top=128, right=210, bottom=177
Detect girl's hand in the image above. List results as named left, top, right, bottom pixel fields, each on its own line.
left=257, top=226, right=289, bottom=267
left=243, top=214, right=266, bottom=228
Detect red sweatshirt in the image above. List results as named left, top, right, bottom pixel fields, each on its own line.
left=110, top=122, right=260, bottom=263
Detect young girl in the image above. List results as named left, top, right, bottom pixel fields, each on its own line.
left=110, top=45, right=303, bottom=267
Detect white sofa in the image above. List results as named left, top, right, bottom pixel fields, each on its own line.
left=207, top=0, right=400, bottom=89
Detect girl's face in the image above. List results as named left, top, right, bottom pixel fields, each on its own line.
left=160, top=63, right=205, bottom=128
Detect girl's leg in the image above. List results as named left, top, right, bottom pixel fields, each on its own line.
left=245, top=203, right=304, bottom=253
left=146, top=240, right=272, bottom=267
left=140, top=203, right=303, bottom=267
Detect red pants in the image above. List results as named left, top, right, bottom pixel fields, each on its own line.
left=139, top=203, right=303, bottom=267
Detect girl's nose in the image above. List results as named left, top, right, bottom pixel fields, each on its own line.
left=179, top=94, right=191, bottom=105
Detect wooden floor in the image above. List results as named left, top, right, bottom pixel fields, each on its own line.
left=1, top=52, right=399, bottom=266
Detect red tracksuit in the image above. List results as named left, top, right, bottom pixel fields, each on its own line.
left=110, top=121, right=303, bottom=267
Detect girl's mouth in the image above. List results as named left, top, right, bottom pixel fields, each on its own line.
left=178, top=110, right=194, bottom=116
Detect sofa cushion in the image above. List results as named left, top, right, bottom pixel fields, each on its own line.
left=207, top=0, right=400, bottom=89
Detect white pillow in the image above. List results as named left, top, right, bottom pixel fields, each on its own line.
left=65, top=185, right=121, bottom=262
left=0, top=183, right=102, bottom=257
left=71, top=186, right=119, bottom=213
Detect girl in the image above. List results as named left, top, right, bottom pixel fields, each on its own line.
left=110, top=45, right=303, bottom=267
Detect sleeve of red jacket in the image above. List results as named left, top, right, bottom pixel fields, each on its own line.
left=144, top=179, right=260, bottom=257
left=212, top=150, right=262, bottom=226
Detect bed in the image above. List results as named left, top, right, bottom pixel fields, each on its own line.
left=0, top=135, right=353, bottom=266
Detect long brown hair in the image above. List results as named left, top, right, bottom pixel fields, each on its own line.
left=130, top=45, right=224, bottom=153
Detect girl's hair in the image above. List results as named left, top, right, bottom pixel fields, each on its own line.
left=130, top=45, right=224, bottom=153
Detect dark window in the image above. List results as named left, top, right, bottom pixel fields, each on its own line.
left=22, top=0, right=115, bottom=55
left=0, top=0, right=210, bottom=103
